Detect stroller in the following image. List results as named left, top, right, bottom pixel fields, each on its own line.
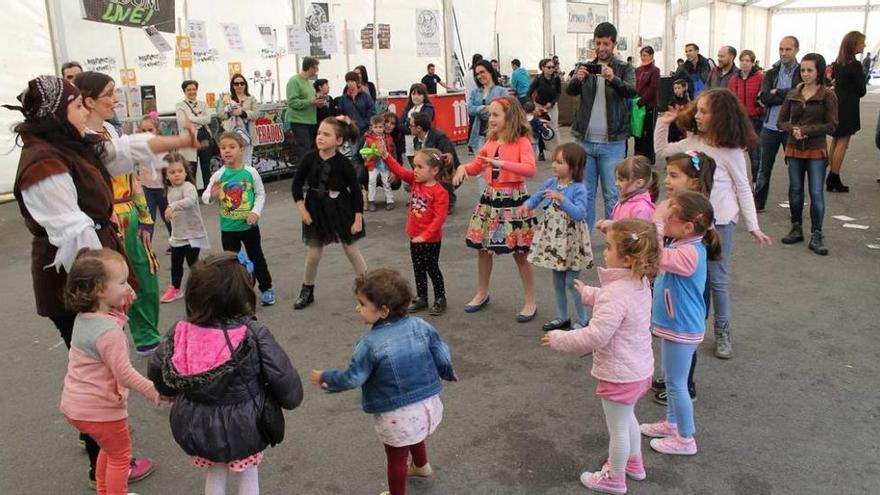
left=534, top=106, right=556, bottom=142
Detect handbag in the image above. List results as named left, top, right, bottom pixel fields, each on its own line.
left=221, top=325, right=285, bottom=447
left=630, top=96, right=647, bottom=138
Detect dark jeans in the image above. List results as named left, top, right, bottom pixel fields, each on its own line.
left=747, top=117, right=764, bottom=180
left=755, top=128, right=787, bottom=209
left=290, top=123, right=316, bottom=165
left=410, top=241, right=445, bottom=299
left=633, top=106, right=656, bottom=163
left=221, top=226, right=272, bottom=292
left=143, top=187, right=171, bottom=236
left=786, top=156, right=826, bottom=232
left=49, top=315, right=101, bottom=472
left=170, top=245, right=201, bottom=288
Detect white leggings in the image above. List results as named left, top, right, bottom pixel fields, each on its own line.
left=205, top=464, right=259, bottom=495
left=368, top=168, right=394, bottom=203
left=602, top=399, right=642, bottom=475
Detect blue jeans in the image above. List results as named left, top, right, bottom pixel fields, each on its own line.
left=707, top=222, right=735, bottom=327
left=290, top=123, right=316, bottom=165
left=786, top=157, right=826, bottom=232
left=468, top=115, right=483, bottom=150
left=143, top=187, right=171, bottom=236
left=754, top=128, right=787, bottom=209
left=578, top=141, right=625, bottom=230
left=747, top=117, right=763, bottom=180
left=663, top=340, right=698, bottom=438
left=552, top=270, right=588, bottom=325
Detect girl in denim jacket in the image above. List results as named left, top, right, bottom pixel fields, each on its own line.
left=640, top=191, right=721, bottom=458
left=543, top=219, right=659, bottom=495
left=311, top=268, right=457, bottom=495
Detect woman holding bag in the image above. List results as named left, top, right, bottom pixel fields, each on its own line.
left=176, top=79, right=215, bottom=188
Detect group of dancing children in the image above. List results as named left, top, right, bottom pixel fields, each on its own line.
left=62, top=94, right=747, bottom=495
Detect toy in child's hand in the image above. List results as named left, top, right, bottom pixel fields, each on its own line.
left=359, top=143, right=384, bottom=161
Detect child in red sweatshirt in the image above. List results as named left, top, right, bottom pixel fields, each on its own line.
left=383, top=147, right=451, bottom=315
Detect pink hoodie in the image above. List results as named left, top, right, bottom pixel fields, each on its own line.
left=611, top=190, right=656, bottom=221
left=548, top=267, right=654, bottom=383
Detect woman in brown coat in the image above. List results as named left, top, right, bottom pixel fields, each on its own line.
left=777, top=54, right=838, bottom=255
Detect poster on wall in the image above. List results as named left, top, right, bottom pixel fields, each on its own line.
left=175, top=35, right=192, bottom=68
left=80, top=0, right=176, bottom=32
left=306, top=3, right=330, bottom=59
left=221, top=23, right=245, bottom=51
left=140, top=85, right=157, bottom=115
left=378, top=24, right=391, bottom=50
left=361, top=23, right=374, bottom=50
left=186, top=20, right=208, bottom=52
left=416, top=9, right=440, bottom=58
left=137, top=53, right=167, bottom=69
left=85, top=56, right=117, bottom=73
left=144, top=25, right=173, bottom=52
left=566, top=2, right=609, bottom=34
left=256, top=25, right=277, bottom=50
left=641, top=36, right=663, bottom=52
left=319, top=23, right=337, bottom=54
left=286, top=24, right=310, bottom=56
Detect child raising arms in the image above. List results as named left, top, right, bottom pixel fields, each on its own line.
left=518, top=143, right=593, bottom=331
left=291, top=117, right=368, bottom=310
left=543, top=219, right=659, bottom=494
left=640, top=192, right=721, bottom=457
left=149, top=252, right=303, bottom=495
left=60, top=248, right=163, bottom=495
left=311, top=268, right=457, bottom=495
left=383, top=147, right=451, bottom=315
left=202, top=132, right=276, bottom=306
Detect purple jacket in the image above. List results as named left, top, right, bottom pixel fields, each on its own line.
left=548, top=268, right=654, bottom=384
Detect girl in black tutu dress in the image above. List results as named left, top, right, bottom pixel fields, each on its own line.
left=291, top=117, right=368, bottom=309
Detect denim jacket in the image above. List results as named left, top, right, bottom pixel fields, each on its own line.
left=320, top=316, right=457, bottom=414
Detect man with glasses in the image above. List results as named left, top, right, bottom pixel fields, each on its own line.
left=286, top=56, right=323, bottom=164
left=527, top=58, right=562, bottom=157
left=566, top=22, right=637, bottom=230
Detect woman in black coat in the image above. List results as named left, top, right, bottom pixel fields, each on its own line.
left=827, top=31, right=867, bottom=192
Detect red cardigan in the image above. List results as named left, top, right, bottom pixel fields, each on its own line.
left=463, top=136, right=536, bottom=186
left=728, top=69, right=765, bottom=119
left=384, top=154, right=449, bottom=242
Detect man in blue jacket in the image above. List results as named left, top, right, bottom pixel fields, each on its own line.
left=566, top=22, right=638, bottom=230
left=510, top=59, right=531, bottom=104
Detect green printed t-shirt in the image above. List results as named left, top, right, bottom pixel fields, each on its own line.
left=217, top=167, right=258, bottom=232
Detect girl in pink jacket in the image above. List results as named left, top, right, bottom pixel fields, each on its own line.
left=543, top=219, right=660, bottom=495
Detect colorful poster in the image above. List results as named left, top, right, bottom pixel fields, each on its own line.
left=305, top=2, right=330, bottom=59
left=176, top=35, right=192, bottom=68
left=221, top=23, right=245, bottom=51
left=416, top=9, right=440, bottom=58
left=120, top=68, right=137, bottom=88
left=81, top=0, right=175, bottom=32
left=144, top=25, right=173, bottom=52
left=319, top=22, right=337, bottom=54
left=186, top=20, right=208, bottom=52
left=228, top=62, right=243, bottom=79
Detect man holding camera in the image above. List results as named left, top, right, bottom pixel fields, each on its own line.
left=566, top=22, right=637, bottom=230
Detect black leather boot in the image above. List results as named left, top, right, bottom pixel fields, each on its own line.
left=293, top=284, right=314, bottom=310
left=808, top=230, right=829, bottom=255
left=408, top=296, right=428, bottom=313
left=429, top=297, right=447, bottom=316
left=826, top=172, right=850, bottom=193
left=781, top=223, right=804, bottom=244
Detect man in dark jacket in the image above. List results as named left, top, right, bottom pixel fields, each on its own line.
left=709, top=46, right=740, bottom=89
left=566, top=22, right=637, bottom=230
left=673, top=43, right=713, bottom=97
left=754, top=35, right=801, bottom=210
left=411, top=111, right=461, bottom=209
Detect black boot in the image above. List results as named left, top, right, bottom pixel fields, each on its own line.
left=429, top=297, right=447, bottom=316
left=408, top=296, right=428, bottom=313
left=826, top=172, right=850, bottom=193
left=808, top=230, right=829, bottom=255
left=781, top=223, right=804, bottom=244
left=293, top=284, right=314, bottom=310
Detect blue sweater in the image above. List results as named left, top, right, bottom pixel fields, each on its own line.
left=510, top=67, right=531, bottom=98
left=651, top=236, right=708, bottom=344
left=338, top=91, right=375, bottom=133
left=524, top=177, right=587, bottom=221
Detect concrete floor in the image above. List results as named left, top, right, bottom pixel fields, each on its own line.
left=1, top=98, right=879, bottom=495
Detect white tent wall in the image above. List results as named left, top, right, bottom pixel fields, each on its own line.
left=770, top=9, right=878, bottom=63
left=451, top=0, right=545, bottom=74
left=0, top=2, right=56, bottom=194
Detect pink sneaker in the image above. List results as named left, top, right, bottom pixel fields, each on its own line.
left=580, top=465, right=627, bottom=494
left=640, top=419, right=677, bottom=438
left=603, top=455, right=646, bottom=481
left=650, top=435, right=697, bottom=456
left=159, top=285, right=183, bottom=303
left=128, top=457, right=155, bottom=483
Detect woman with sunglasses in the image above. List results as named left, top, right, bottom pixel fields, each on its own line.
left=219, top=73, right=257, bottom=164
left=527, top=58, right=563, bottom=160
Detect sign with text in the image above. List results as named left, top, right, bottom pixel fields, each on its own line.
left=253, top=123, right=284, bottom=146
left=81, top=0, right=175, bottom=33
left=416, top=10, right=440, bottom=58
left=566, top=2, right=609, bottom=34
left=175, top=35, right=192, bottom=68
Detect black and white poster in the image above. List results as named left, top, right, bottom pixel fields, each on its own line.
left=416, top=9, right=440, bottom=58
left=306, top=2, right=330, bottom=59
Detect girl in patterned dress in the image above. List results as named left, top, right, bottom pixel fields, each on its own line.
left=518, top=143, right=593, bottom=332
left=452, top=96, right=539, bottom=321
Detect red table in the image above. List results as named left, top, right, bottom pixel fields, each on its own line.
left=387, top=93, right=470, bottom=144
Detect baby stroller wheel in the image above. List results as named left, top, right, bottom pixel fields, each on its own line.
left=541, top=127, right=556, bottom=141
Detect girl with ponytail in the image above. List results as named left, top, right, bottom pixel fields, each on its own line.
left=640, top=191, right=719, bottom=458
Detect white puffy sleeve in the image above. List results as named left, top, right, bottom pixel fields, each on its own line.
left=20, top=174, right=103, bottom=273
left=100, top=122, right=162, bottom=177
